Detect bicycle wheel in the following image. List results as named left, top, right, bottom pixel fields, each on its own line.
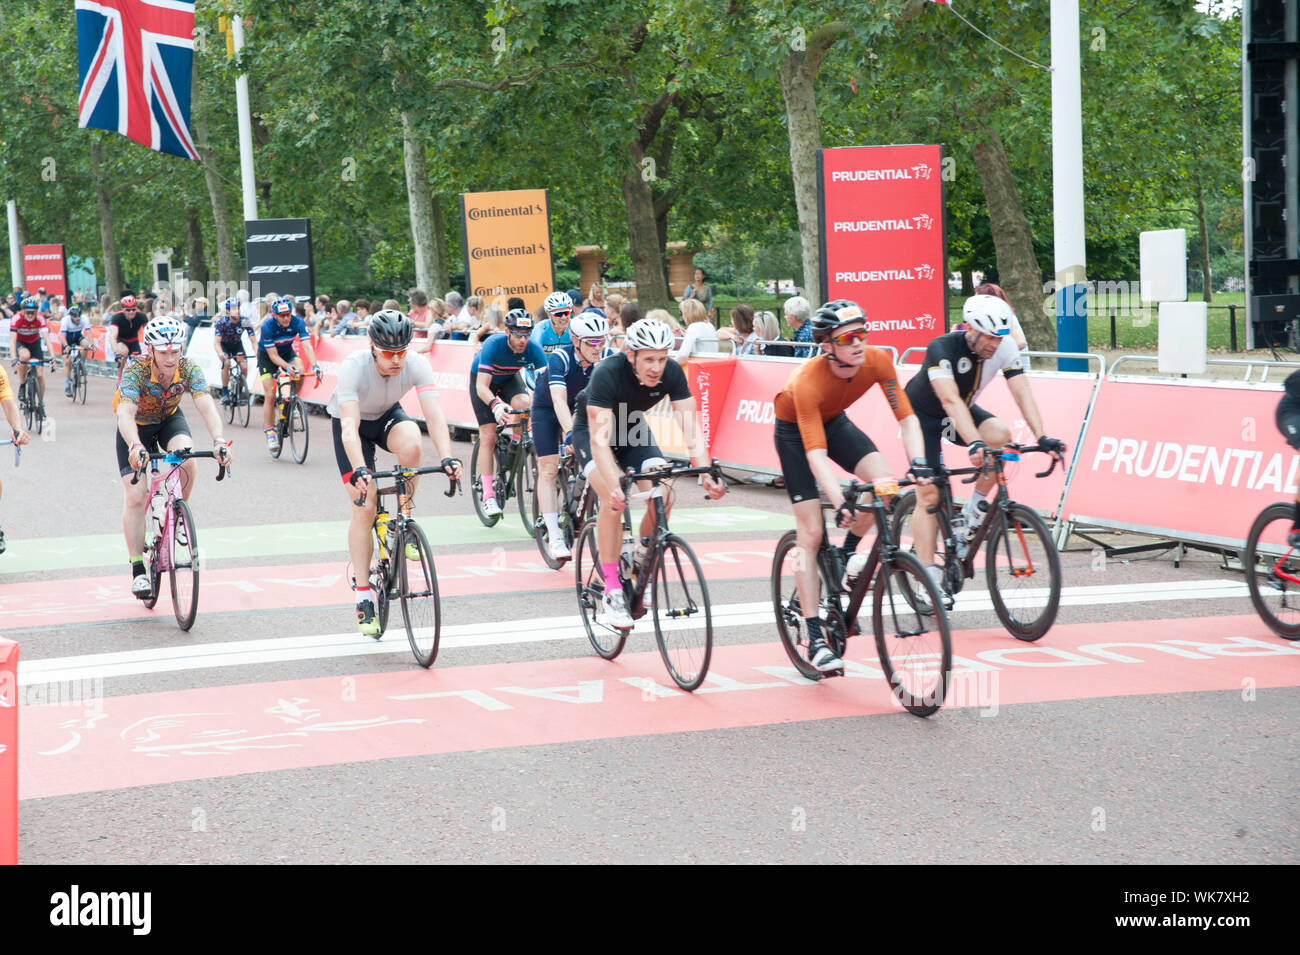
left=873, top=551, right=952, bottom=717
left=169, top=500, right=200, bottom=631
left=469, top=437, right=502, bottom=527
left=516, top=442, right=539, bottom=536
left=1244, top=502, right=1300, bottom=640
left=533, top=457, right=564, bottom=570
left=288, top=396, right=310, bottom=464
left=370, top=560, right=391, bottom=636
left=575, top=521, right=628, bottom=659
left=76, top=365, right=88, bottom=404
left=236, top=376, right=251, bottom=427
left=985, top=504, right=1062, bottom=641
left=22, top=378, right=34, bottom=432
left=770, top=531, right=850, bottom=681
left=651, top=534, right=713, bottom=691
left=224, top=386, right=235, bottom=423
left=141, top=539, right=163, bottom=610
left=399, top=521, right=441, bottom=667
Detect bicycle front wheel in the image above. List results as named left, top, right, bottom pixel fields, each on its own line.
left=575, top=522, right=627, bottom=659
left=985, top=504, right=1061, bottom=641
left=652, top=534, right=713, bottom=691
left=288, top=397, right=310, bottom=464
left=237, top=378, right=250, bottom=427
left=169, top=500, right=200, bottom=631
left=517, top=442, right=540, bottom=536
left=469, top=437, right=501, bottom=527
left=873, top=551, right=952, bottom=717
left=399, top=521, right=441, bottom=667
left=224, top=386, right=236, bottom=423
left=1244, top=502, right=1300, bottom=640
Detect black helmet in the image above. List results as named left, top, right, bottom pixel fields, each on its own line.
left=368, top=308, right=413, bottom=349
left=504, top=308, right=534, bottom=331
left=809, top=299, right=867, bottom=343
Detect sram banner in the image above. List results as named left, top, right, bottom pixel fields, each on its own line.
left=22, top=244, right=68, bottom=299
left=818, top=145, right=947, bottom=355
left=1066, top=379, right=1299, bottom=546
left=460, top=188, right=554, bottom=314
left=245, top=218, right=314, bottom=300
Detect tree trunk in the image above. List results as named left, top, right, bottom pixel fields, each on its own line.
left=961, top=267, right=974, bottom=296
left=90, top=141, right=124, bottom=302
left=970, top=126, right=1050, bottom=348
left=1194, top=176, right=1212, bottom=303
left=402, top=112, right=449, bottom=296
left=186, top=210, right=209, bottom=288
left=191, top=74, right=237, bottom=286
left=621, top=154, right=671, bottom=310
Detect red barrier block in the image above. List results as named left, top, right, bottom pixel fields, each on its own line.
left=0, top=637, right=16, bottom=865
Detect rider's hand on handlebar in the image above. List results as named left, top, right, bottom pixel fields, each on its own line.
left=441, top=456, right=463, bottom=480
left=967, top=440, right=988, bottom=467
left=834, top=500, right=856, bottom=529
left=214, top=439, right=233, bottom=466
left=1036, top=435, right=1066, bottom=459
left=129, top=442, right=149, bottom=472
left=491, top=399, right=510, bottom=426
left=702, top=472, right=726, bottom=500
left=12, top=429, right=29, bottom=447
left=907, top=457, right=934, bottom=486
left=609, top=484, right=627, bottom=513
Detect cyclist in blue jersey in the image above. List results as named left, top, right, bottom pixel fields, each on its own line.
left=213, top=297, right=257, bottom=404
left=531, top=291, right=575, bottom=355
left=259, top=296, right=321, bottom=452
left=470, top=308, right=547, bottom=518
left=532, top=311, right=613, bottom=559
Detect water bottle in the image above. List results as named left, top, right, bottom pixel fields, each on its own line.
left=376, top=510, right=391, bottom=559
left=841, top=552, right=869, bottom=592
left=619, top=533, right=636, bottom=581
left=148, top=493, right=165, bottom=538
left=964, top=500, right=990, bottom=542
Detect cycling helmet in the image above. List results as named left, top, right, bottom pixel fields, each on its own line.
left=368, top=308, right=413, bottom=349
left=808, top=299, right=866, bottom=343
left=67, top=305, right=82, bottom=318
left=20, top=296, right=38, bottom=311
left=120, top=295, right=139, bottom=310
left=223, top=296, right=241, bottom=312
left=504, top=308, right=534, bottom=331
left=962, top=293, right=1013, bottom=337
left=569, top=311, right=610, bottom=340
left=543, top=291, right=574, bottom=317
left=623, top=318, right=674, bottom=351
left=142, top=316, right=187, bottom=350
left=271, top=296, right=293, bottom=317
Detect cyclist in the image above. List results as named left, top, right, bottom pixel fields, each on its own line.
left=9, top=296, right=51, bottom=404
left=213, top=296, right=257, bottom=404
left=469, top=307, right=547, bottom=518
left=574, top=318, right=725, bottom=628
left=531, top=291, right=575, bottom=355
left=114, top=317, right=232, bottom=599
left=1276, top=371, right=1300, bottom=544
left=258, top=295, right=322, bottom=453
left=533, top=310, right=613, bottom=560
left=329, top=309, right=463, bottom=636
left=59, top=304, right=93, bottom=397
left=0, top=363, right=32, bottom=554
left=904, top=293, right=1065, bottom=600
left=773, top=299, right=930, bottom=671
left=108, top=294, right=149, bottom=366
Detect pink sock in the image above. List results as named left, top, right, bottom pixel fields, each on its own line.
left=602, top=562, right=621, bottom=592
left=482, top=475, right=494, bottom=497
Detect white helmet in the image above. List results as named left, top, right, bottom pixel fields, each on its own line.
left=142, top=316, right=187, bottom=350
left=543, top=291, right=574, bottom=317
left=569, top=310, right=609, bottom=339
left=623, top=319, right=674, bottom=351
left=963, top=294, right=1013, bottom=337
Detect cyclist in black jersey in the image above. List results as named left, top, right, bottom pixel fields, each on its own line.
left=904, top=294, right=1065, bottom=600
left=1276, top=370, right=1300, bottom=544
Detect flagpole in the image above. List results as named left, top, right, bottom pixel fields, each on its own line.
left=230, top=13, right=258, bottom=223
left=6, top=200, right=20, bottom=291
left=1051, top=0, right=1087, bottom=372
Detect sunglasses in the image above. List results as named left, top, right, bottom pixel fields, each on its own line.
left=507, top=328, right=530, bottom=338
left=374, top=347, right=408, bottom=359
left=831, top=328, right=868, bottom=347
left=579, top=337, right=605, bottom=348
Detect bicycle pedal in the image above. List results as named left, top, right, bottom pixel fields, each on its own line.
left=821, top=668, right=845, bottom=679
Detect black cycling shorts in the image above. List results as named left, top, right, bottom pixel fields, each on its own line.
left=15, top=339, right=44, bottom=361
left=571, top=424, right=666, bottom=477
left=115, top=412, right=192, bottom=477
left=331, top=403, right=414, bottom=484
left=470, top=375, right=529, bottom=427
left=1277, top=397, right=1300, bottom=451
left=258, top=350, right=298, bottom=379
left=773, top=414, right=878, bottom=505
left=915, top=404, right=996, bottom=469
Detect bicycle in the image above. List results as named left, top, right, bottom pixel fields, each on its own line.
left=0, top=434, right=23, bottom=555
left=269, top=370, right=310, bottom=463
left=16, top=358, right=48, bottom=434
left=470, top=409, right=538, bottom=533
left=1243, top=501, right=1300, bottom=640
left=68, top=343, right=91, bottom=405
left=222, top=355, right=251, bottom=428
left=891, top=444, right=1063, bottom=641
left=574, top=460, right=726, bottom=691
left=131, top=448, right=229, bottom=631
left=351, top=465, right=460, bottom=667
left=771, top=476, right=953, bottom=717
left=533, top=442, right=596, bottom=569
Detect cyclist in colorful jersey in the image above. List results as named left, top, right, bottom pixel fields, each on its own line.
left=258, top=295, right=322, bottom=453
left=904, top=293, right=1065, bottom=600
left=0, top=362, right=32, bottom=554
left=114, top=317, right=232, bottom=599
left=574, top=318, right=725, bottom=628
left=533, top=310, right=614, bottom=560
left=470, top=307, right=547, bottom=518
left=59, top=304, right=93, bottom=397
left=108, top=295, right=149, bottom=362
left=328, top=310, right=462, bottom=635
left=773, top=299, right=930, bottom=671
left=213, top=297, right=257, bottom=404
left=9, top=296, right=51, bottom=404
left=531, top=291, right=575, bottom=355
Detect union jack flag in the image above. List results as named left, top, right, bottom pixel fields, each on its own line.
left=76, top=0, right=199, bottom=160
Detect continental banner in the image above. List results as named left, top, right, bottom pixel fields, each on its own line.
left=460, top=188, right=554, bottom=313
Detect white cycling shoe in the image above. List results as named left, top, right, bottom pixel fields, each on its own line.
left=548, top=539, right=571, bottom=560
left=481, top=495, right=502, bottom=518
left=602, top=589, right=634, bottom=629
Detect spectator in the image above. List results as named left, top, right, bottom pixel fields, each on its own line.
left=681, top=267, right=714, bottom=322
left=673, top=297, right=718, bottom=361
left=588, top=283, right=607, bottom=313
left=566, top=288, right=584, bottom=312
left=468, top=303, right=505, bottom=351
left=507, top=296, right=526, bottom=312
left=645, top=308, right=680, bottom=337
left=973, top=281, right=1029, bottom=351
left=620, top=302, right=643, bottom=330
left=444, top=290, right=465, bottom=327
left=331, top=298, right=355, bottom=336
left=718, top=303, right=759, bottom=355
left=296, top=299, right=320, bottom=346
left=408, top=289, right=431, bottom=329
left=604, top=292, right=625, bottom=327
left=754, top=310, right=794, bottom=356
left=784, top=295, right=814, bottom=358
left=184, top=296, right=210, bottom=345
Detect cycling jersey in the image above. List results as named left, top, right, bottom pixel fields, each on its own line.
left=214, top=313, right=256, bottom=349
left=59, top=314, right=91, bottom=337
left=530, top=318, right=572, bottom=355
left=10, top=314, right=46, bottom=344
left=113, top=356, right=208, bottom=425
left=572, top=352, right=692, bottom=449
left=326, top=348, right=438, bottom=420
left=773, top=348, right=913, bottom=452
left=469, top=333, right=547, bottom=391
left=110, top=311, right=149, bottom=354
left=258, top=315, right=309, bottom=359
left=0, top=365, right=14, bottom=404
left=904, top=330, right=1025, bottom=419
left=532, top=344, right=611, bottom=414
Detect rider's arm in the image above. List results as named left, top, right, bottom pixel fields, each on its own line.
left=552, top=384, right=573, bottom=433
left=1, top=398, right=22, bottom=435
left=116, top=400, right=143, bottom=449
left=1004, top=373, right=1047, bottom=441
left=475, top=368, right=498, bottom=407
left=931, top=377, right=983, bottom=445
left=898, top=415, right=927, bottom=466
left=587, top=404, right=622, bottom=489
left=338, top=400, right=367, bottom=472
left=107, top=323, right=121, bottom=354
left=301, top=336, right=318, bottom=370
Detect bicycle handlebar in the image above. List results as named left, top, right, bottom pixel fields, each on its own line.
left=351, top=465, right=461, bottom=507
left=130, top=448, right=229, bottom=485
left=0, top=433, right=21, bottom=467
left=952, top=442, right=1061, bottom=484
left=619, top=459, right=727, bottom=499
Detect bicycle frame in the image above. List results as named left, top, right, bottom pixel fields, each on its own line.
left=494, top=412, right=532, bottom=495
left=145, top=461, right=187, bottom=574
left=813, top=479, right=913, bottom=629
left=355, top=465, right=460, bottom=587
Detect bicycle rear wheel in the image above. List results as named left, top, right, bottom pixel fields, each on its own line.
left=985, top=504, right=1061, bottom=641
left=575, top=522, right=628, bottom=658
left=141, top=539, right=163, bottom=610
left=1244, top=502, right=1300, bottom=639
left=533, top=458, right=565, bottom=570
left=771, top=530, right=839, bottom=680
left=399, top=521, right=441, bottom=667
left=517, top=442, right=540, bottom=536
left=288, top=396, right=310, bottom=464
left=873, top=551, right=952, bottom=717
left=469, top=437, right=502, bottom=527
left=651, top=534, right=712, bottom=691
left=169, top=500, right=200, bottom=631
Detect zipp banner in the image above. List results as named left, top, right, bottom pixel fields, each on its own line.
left=244, top=218, right=314, bottom=300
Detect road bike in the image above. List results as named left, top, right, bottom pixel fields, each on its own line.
left=222, top=355, right=251, bottom=427
left=533, top=443, right=596, bottom=569
left=1243, top=501, right=1300, bottom=640
left=891, top=444, right=1062, bottom=642
left=131, top=449, right=229, bottom=631
left=68, top=342, right=91, bottom=405
left=574, top=460, right=726, bottom=691
left=0, top=434, right=22, bottom=555
left=470, top=409, right=538, bottom=533
left=772, top=476, right=953, bottom=717
left=16, top=358, right=50, bottom=434
left=269, top=370, right=310, bottom=463
left=352, top=465, right=460, bottom=667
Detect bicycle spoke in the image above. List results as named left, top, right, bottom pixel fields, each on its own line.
left=874, top=553, right=951, bottom=717
left=652, top=535, right=712, bottom=691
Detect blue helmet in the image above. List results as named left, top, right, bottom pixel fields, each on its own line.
left=271, top=296, right=293, bottom=316
left=223, top=296, right=241, bottom=312
left=20, top=296, right=38, bottom=311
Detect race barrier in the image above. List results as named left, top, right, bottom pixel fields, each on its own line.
left=0, top=636, right=16, bottom=865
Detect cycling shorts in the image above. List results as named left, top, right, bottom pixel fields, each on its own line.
left=532, top=405, right=567, bottom=457
left=915, top=404, right=996, bottom=469
left=572, top=425, right=665, bottom=478
left=331, top=402, right=414, bottom=484
left=774, top=414, right=877, bottom=505
left=15, top=339, right=44, bottom=361
left=115, top=412, right=192, bottom=477
left=470, top=375, right=528, bottom=427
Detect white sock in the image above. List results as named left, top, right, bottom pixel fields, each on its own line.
left=543, top=512, right=561, bottom=540
left=964, top=489, right=987, bottom=519
left=355, top=586, right=371, bottom=606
